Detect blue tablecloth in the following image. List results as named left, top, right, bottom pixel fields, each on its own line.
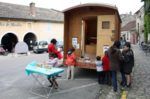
left=25, top=61, right=64, bottom=77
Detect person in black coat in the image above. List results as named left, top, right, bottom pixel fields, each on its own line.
left=122, top=42, right=134, bottom=87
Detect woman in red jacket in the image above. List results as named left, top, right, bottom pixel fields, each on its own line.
left=48, top=38, right=62, bottom=59
left=102, top=51, right=111, bottom=85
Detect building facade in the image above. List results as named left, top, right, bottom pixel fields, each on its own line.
left=135, top=6, right=144, bottom=44
left=121, top=21, right=137, bottom=44
left=0, top=2, right=64, bottom=52
left=120, top=12, right=135, bottom=27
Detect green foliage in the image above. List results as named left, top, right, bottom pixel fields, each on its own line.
left=143, top=0, right=150, bottom=42
left=144, top=14, right=150, bottom=42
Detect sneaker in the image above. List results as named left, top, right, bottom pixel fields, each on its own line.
left=120, top=81, right=126, bottom=87
left=126, top=83, right=131, bottom=88
left=48, top=85, right=53, bottom=87
left=108, top=82, right=112, bottom=86
left=54, top=85, right=58, bottom=89
left=56, top=75, right=62, bottom=77
left=113, top=89, right=117, bottom=92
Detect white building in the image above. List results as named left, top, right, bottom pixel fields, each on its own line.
left=0, top=2, right=64, bottom=52
left=121, top=21, right=137, bottom=44
left=135, top=6, right=144, bottom=43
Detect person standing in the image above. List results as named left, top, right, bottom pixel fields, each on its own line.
left=119, top=37, right=126, bottom=49
left=119, top=37, right=127, bottom=87
left=102, top=51, right=111, bottom=85
left=66, top=48, right=76, bottom=80
left=48, top=38, right=62, bottom=59
left=108, top=41, right=122, bottom=92
left=96, top=56, right=103, bottom=84
left=122, top=42, right=134, bottom=87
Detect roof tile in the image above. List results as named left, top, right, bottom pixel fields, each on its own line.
left=0, top=2, right=64, bottom=22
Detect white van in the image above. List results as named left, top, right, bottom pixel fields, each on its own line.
left=33, top=41, right=48, bottom=53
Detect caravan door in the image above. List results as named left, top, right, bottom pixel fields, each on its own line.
left=97, top=15, right=116, bottom=56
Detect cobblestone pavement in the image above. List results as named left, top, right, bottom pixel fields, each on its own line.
left=127, top=45, right=150, bottom=99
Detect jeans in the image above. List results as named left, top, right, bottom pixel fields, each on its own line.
left=111, top=71, right=117, bottom=91
left=97, top=71, right=104, bottom=84
left=104, top=71, right=111, bottom=85
left=121, top=71, right=126, bottom=86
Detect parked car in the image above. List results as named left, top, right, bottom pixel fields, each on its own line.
left=0, top=45, right=8, bottom=55
left=56, top=40, right=63, bottom=49
left=33, top=41, right=48, bottom=53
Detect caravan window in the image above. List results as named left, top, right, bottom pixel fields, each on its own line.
left=102, top=21, right=110, bottom=29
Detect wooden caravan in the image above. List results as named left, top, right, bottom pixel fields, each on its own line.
left=63, top=3, right=121, bottom=69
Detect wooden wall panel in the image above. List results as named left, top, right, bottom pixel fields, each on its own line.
left=97, top=15, right=115, bottom=56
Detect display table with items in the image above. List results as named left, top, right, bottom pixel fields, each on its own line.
left=25, top=61, right=64, bottom=98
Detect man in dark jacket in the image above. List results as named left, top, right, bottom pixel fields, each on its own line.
left=108, top=41, right=122, bottom=92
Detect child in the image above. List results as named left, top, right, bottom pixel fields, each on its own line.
left=102, top=51, right=111, bottom=85
left=47, top=53, right=59, bottom=88
left=95, top=56, right=103, bottom=84
left=66, top=48, right=76, bottom=80
left=47, top=53, right=58, bottom=67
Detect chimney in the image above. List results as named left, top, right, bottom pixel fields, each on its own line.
left=129, top=11, right=132, bottom=15
left=29, top=2, right=36, bottom=16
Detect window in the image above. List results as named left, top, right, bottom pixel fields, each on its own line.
left=102, top=21, right=110, bottom=29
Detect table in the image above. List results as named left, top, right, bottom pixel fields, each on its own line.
left=25, top=61, right=64, bottom=98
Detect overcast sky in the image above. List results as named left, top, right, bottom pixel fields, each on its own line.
left=0, top=0, right=144, bottom=14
